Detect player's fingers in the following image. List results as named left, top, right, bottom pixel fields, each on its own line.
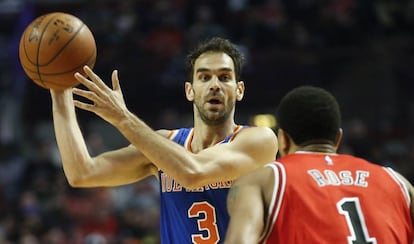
left=83, top=66, right=111, bottom=91
left=73, top=87, right=105, bottom=105
left=112, top=70, right=121, bottom=91
left=73, top=100, right=95, bottom=112
left=74, top=72, right=98, bottom=90
left=74, top=72, right=108, bottom=100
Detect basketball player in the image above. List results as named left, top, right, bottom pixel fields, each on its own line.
left=225, top=86, right=414, bottom=243
left=49, top=37, right=278, bottom=243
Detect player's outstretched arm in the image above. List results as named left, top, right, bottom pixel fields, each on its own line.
left=72, top=66, right=278, bottom=189
left=50, top=89, right=159, bottom=187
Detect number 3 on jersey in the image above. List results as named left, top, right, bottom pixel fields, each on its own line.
left=188, top=202, right=220, bottom=244
left=337, top=197, right=377, bottom=244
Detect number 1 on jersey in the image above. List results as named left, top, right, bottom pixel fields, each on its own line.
left=337, top=197, right=377, bottom=244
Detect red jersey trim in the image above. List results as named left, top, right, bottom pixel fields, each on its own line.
left=383, top=167, right=411, bottom=207
left=259, top=162, right=286, bottom=243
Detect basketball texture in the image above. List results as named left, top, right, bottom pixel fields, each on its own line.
left=19, top=12, right=96, bottom=90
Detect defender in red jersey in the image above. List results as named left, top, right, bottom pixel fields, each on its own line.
left=225, top=86, right=413, bottom=244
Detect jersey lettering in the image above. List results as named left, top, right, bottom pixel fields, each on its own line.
left=307, top=169, right=369, bottom=187
left=161, top=172, right=232, bottom=192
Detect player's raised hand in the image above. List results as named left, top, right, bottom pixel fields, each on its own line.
left=73, top=65, right=128, bottom=126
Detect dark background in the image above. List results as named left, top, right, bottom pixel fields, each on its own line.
left=1, top=0, right=413, bottom=243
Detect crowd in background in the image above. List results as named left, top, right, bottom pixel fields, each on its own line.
left=1, top=0, right=414, bottom=243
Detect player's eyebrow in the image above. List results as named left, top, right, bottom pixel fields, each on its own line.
left=196, top=67, right=233, bottom=73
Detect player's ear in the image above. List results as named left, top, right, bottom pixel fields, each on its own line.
left=236, top=81, right=245, bottom=101
left=185, top=82, right=194, bottom=101
left=334, top=128, right=343, bottom=150
left=277, top=128, right=291, bottom=156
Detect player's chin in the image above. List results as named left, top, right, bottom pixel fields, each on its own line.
left=204, top=112, right=229, bottom=124
left=205, top=107, right=224, bottom=116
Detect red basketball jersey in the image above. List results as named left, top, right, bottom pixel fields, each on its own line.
left=261, top=152, right=412, bottom=244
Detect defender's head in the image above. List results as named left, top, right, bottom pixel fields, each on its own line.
left=276, top=86, right=342, bottom=156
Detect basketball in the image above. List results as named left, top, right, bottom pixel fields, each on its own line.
left=18, top=12, right=96, bottom=90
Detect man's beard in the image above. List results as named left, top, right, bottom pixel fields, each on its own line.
left=195, top=101, right=234, bottom=126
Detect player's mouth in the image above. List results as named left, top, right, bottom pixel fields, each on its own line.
left=206, top=97, right=223, bottom=109
left=208, top=98, right=222, bottom=104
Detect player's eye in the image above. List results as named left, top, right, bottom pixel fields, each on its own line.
left=219, top=74, right=231, bottom=82
left=199, top=74, right=211, bottom=81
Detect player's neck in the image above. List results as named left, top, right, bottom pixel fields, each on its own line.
left=296, top=144, right=337, bottom=154
left=192, top=122, right=237, bottom=152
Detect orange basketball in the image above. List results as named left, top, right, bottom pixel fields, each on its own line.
left=18, top=12, right=96, bottom=90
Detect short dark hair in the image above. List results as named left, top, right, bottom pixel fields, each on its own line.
left=185, top=37, right=245, bottom=82
left=276, top=86, right=341, bottom=145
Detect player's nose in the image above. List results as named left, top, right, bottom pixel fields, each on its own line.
left=209, top=76, right=220, bottom=90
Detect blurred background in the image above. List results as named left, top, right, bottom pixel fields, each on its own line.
left=1, top=0, right=414, bottom=243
